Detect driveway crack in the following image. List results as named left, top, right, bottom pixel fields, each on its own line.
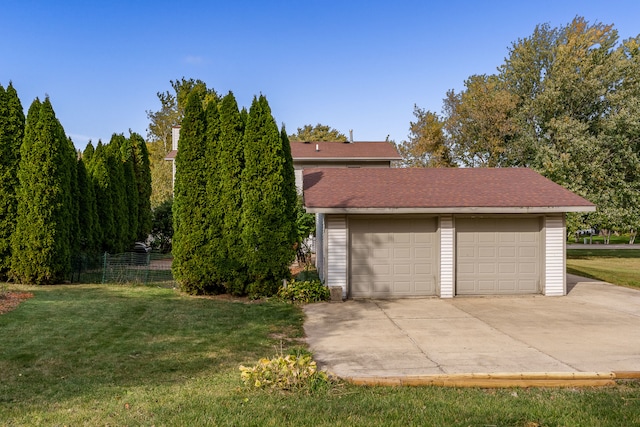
left=373, top=301, right=445, bottom=374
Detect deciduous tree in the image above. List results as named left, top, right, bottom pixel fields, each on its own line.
left=289, top=123, right=347, bottom=141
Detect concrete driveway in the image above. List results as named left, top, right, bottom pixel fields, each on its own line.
left=303, top=276, right=640, bottom=379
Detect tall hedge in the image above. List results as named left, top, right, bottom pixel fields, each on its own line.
left=172, top=90, right=221, bottom=293
left=240, top=95, right=296, bottom=296
left=11, top=98, right=75, bottom=284
left=87, top=141, right=115, bottom=252
left=203, top=98, right=226, bottom=287
left=129, top=132, right=152, bottom=240
left=0, top=83, right=25, bottom=278
left=218, top=92, right=247, bottom=294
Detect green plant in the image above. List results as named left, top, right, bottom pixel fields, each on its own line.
left=277, top=279, right=329, bottom=304
left=0, top=282, right=8, bottom=299
left=239, top=353, right=329, bottom=391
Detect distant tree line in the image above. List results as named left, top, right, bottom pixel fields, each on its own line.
left=171, top=85, right=298, bottom=297
left=0, top=83, right=152, bottom=285
left=398, top=17, right=640, bottom=241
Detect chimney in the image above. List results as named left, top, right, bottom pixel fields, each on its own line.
left=349, top=129, right=353, bottom=143
left=315, top=143, right=319, bottom=152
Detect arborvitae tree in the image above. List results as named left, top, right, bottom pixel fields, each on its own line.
left=106, top=135, right=130, bottom=252
left=280, top=126, right=299, bottom=244
left=76, top=157, right=98, bottom=253
left=218, top=92, right=247, bottom=294
left=89, top=141, right=115, bottom=252
left=203, top=98, right=225, bottom=287
left=83, top=142, right=103, bottom=249
left=83, top=141, right=95, bottom=163
left=120, top=136, right=139, bottom=244
left=0, top=83, right=25, bottom=278
left=172, top=90, right=221, bottom=293
left=129, top=132, right=152, bottom=240
left=66, top=137, right=80, bottom=257
left=241, top=95, right=296, bottom=296
left=11, top=98, right=74, bottom=284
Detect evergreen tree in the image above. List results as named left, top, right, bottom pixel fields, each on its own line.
left=120, top=135, right=139, bottom=244
left=172, top=90, right=221, bottom=293
left=129, top=132, right=152, bottom=240
left=83, top=142, right=103, bottom=249
left=11, top=98, right=74, bottom=284
left=0, top=83, right=25, bottom=278
left=218, top=92, right=247, bottom=294
left=89, top=141, right=114, bottom=252
left=66, top=137, right=80, bottom=257
left=76, top=157, right=98, bottom=253
left=280, top=125, right=298, bottom=244
left=106, top=135, right=130, bottom=252
left=241, top=95, right=296, bottom=296
left=203, top=98, right=225, bottom=287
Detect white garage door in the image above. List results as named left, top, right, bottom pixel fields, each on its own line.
left=350, top=217, right=437, bottom=298
left=456, top=218, right=541, bottom=295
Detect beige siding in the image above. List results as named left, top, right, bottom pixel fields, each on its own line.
left=544, top=215, right=566, bottom=296
left=326, top=215, right=347, bottom=297
left=440, top=215, right=454, bottom=298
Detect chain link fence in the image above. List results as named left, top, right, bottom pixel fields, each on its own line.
left=71, top=252, right=174, bottom=286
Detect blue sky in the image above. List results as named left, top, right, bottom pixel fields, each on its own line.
left=2, top=1, right=639, bottom=149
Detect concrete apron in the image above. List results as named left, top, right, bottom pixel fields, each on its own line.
left=303, top=277, right=640, bottom=387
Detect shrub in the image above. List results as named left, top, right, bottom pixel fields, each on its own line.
left=277, top=279, right=329, bottom=304
left=295, top=269, right=320, bottom=282
left=239, top=353, right=329, bottom=391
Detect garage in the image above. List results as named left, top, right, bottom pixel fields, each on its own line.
left=303, top=168, right=596, bottom=299
left=349, top=217, right=437, bottom=298
left=456, top=217, right=541, bottom=295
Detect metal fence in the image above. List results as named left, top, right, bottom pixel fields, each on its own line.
left=71, top=252, right=174, bottom=286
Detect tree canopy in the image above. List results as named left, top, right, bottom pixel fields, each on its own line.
left=146, top=78, right=216, bottom=206
left=288, top=123, right=347, bottom=142
left=401, top=17, right=640, bottom=238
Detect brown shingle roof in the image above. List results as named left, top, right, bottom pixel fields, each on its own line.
left=291, top=141, right=401, bottom=160
left=303, top=168, right=595, bottom=213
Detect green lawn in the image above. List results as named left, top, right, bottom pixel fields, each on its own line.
left=1, top=284, right=639, bottom=426
left=567, top=249, right=640, bottom=289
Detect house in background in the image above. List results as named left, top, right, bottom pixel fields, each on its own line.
left=291, top=139, right=401, bottom=271
left=164, top=126, right=181, bottom=189
left=290, top=140, right=402, bottom=191
left=303, top=167, right=595, bottom=299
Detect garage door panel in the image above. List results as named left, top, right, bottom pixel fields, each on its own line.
left=478, top=263, right=496, bottom=274
left=519, top=247, right=536, bottom=257
left=456, top=218, right=540, bottom=295
left=478, top=247, right=496, bottom=258
left=478, top=280, right=497, bottom=291
left=499, top=263, right=516, bottom=274
left=393, top=248, right=411, bottom=259
left=414, top=247, right=432, bottom=259
left=394, top=264, right=410, bottom=275
left=499, top=247, right=516, bottom=257
left=394, top=282, right=411, bottom=292
left=394, top=233, right=410, bottom=244
left=479, top=234, right=497, bottom=243
left=350, top=217, right=437, bottom=298
left=498, top=280, right=516, bottom=291
left=415, top=264, right=433, bottom=274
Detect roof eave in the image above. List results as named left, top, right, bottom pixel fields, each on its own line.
left=295, top=157, right=402, bottom=161
left=304, top=206, right=597, bottom=214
